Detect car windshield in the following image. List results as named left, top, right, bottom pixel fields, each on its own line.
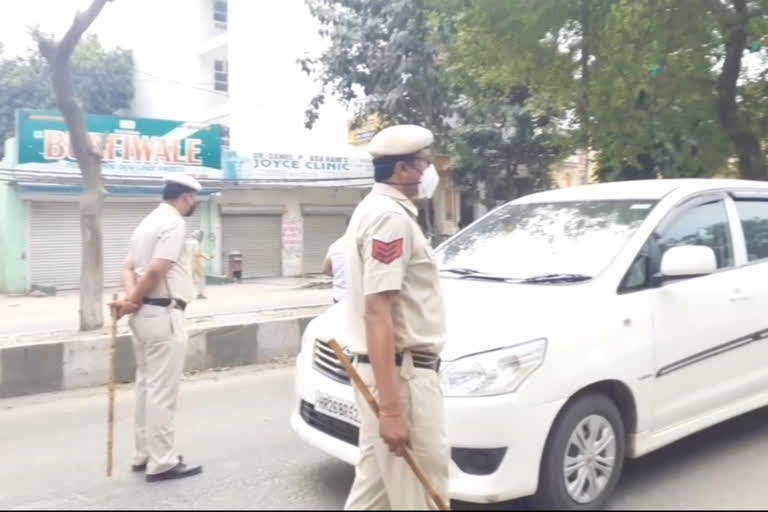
left=436, top=199, right=657, bottom=280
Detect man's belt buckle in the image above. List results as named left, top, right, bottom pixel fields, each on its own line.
left=143, top=297, right=186, bottom=311
left=354, top=351, right=441, bottom=372
left=411, top=351, right=440, bottom=371
left=171, top=298, right=187, bottom=312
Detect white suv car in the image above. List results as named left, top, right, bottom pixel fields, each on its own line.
left=291, top=179, right=768, bottom=509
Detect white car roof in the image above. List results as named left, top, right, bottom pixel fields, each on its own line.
left=514, top=179, right=768, bottom=203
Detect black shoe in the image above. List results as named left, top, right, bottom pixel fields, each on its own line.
left=132, top=455, right=183, bottom=472
left=145, top=462, right=202, bottom=482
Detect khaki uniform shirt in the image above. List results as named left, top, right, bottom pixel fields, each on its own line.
left=127, top=202, right=194, bottom=303
left=184, top=238, right=205, bottom=278
left=344, top=183, right=446, bottom=355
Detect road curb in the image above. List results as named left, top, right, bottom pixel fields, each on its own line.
left=0, top=315, right=317, bottom=399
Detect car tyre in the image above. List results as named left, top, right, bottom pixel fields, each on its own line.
left=532, top=393, right=625, bottom=510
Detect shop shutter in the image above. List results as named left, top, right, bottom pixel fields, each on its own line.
left=30, top=202, right=81, bottom=290
left=302, top=215, right=347, bottom=274
left=30, top=201, right=202, bottom=290
left=221, top=214, right=282, bottom=278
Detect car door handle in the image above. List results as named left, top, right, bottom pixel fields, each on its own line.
left=730, top=290, right=750, bottom=302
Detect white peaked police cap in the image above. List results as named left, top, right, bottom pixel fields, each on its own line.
left=367, top=124, right=434, bottom=158
left=163, top=173, right=202, bottom=191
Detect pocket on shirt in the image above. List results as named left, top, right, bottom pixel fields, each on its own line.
left=411, top=237, right=437, bottom=263
left=410, top=245, right=439, bottom=281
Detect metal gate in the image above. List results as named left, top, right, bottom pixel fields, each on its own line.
left=221, top=214, right=282, bottom=278
left=30, top=201, right=201, bottom=290
left=302, top=215, right=348, bottom=274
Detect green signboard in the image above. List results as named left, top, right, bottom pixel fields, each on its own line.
left=15, top=109, right=223, bottom=177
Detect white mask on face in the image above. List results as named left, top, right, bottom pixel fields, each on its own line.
left=417, top=164, right=440, bottom=199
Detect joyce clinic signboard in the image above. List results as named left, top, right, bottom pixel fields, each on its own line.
left=235, top=151, right=374, bottom=185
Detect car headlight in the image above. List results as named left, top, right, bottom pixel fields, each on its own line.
left=439, top=338, right=547, bottom=397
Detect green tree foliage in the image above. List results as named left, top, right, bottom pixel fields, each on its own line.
left=0, top=34, right=133, bottom=158
left=299, top=0, right=454, bottom=142
left=449, top=86, right=562, bottom=207
left=301, top=0, right=563, bottom=202
left=447, top=0, right=768, bottom=181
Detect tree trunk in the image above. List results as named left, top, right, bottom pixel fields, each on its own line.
left=79, top=192, right=105, bottom=330
left=716, top=0, right=767, bottom=180
left=52, top=72, right=106, bottom=332
left=579, top=0, right=591, bottom=156
left=34, top=0, right=110, bottom=330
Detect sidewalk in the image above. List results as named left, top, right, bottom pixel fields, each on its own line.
left=0, top=276, right=335, bottom=398
left=0, top=275, right=333, bottom=347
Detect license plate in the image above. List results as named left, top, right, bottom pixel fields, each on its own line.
left=315, top=392, right=361, bottom=426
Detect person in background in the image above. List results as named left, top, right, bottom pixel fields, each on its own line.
left=323, top=228, right=348, bottom=304
left=110, top=173, right=203, bottom=483
left=185, top=230, right=210, bottom=300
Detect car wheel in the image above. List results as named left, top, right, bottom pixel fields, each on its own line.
left=532, top=393, right=625, bottom=510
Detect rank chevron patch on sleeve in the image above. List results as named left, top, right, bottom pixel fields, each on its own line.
left=371, top=238, right=404, bottom=264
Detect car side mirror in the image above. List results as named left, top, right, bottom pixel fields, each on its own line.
left=658, top=245, right=717, bottom=281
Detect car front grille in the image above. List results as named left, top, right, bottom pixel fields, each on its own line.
left=300, top=400, right=500, bottom=475
left=300, top=400, right=359, bottom=446
left=312, top=339, right=351, bottom=384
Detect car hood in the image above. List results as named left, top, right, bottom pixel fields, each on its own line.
left=310, top=277, right=589, bottom=362
left=440, top=277, right=585, bottom=361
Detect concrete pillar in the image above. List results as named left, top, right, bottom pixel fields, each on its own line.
left=432, top=155, right=459, bottom=240
left=281, top=195, right=303, bottom=277
left=433, top=177, right=460, bottom=238
left=207, top=193, right=224, bottom=275
left=0, top=183, right=28, bottom=293
left=475, top=181, right=490, bottom=220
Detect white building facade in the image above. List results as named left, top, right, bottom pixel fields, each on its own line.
left=90, top=0, right=376, bottom=280
left=0, top=0, right=462, bottom=293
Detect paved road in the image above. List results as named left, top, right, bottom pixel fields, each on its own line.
left=2, top=364, right=768, bottom=510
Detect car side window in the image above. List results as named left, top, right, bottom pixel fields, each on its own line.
left=734, top=199, right=768, bottom=262
left=620, top=249, right=649, bottom=291
left=656, top=200, right=734, bottom=269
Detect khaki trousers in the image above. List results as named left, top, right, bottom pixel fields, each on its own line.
left=129, top=306, right=187, bottom=475
left=344, top=353, right=450, bottom=510
left=193, top=271, right=206, bottom=298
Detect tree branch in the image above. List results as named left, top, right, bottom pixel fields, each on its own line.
left=717, top=0, right=747, bottom=129
left=31, top=28, right=57, bottom=61
left=30, top=0, right=111, bottom=181
left=58, top=0, right=111, bottom=63
left=706, top=0, right=734, bottom=20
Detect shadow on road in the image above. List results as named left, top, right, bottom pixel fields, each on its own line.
left=608, top=404, right=768, bottom=509
left=390, top=405, right=768, bottom=511
left=304, top=458, right=356, bottom=510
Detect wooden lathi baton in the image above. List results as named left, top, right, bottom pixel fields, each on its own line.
left=107, top=293, right=118, bottom=477
left=327, top=339, right=450, bottom=511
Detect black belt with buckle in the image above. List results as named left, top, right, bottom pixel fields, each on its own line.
left=355, top=351, right=441, bottom=372
left=142, top=297, right=187, bottom=311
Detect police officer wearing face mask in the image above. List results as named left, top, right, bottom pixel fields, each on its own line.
left=342, top=125, right=449, bottom=510
left=111, top=173, right=203, bottom=482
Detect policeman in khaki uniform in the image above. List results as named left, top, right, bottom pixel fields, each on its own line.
left=111, top=173, right=203, bottom=482
left=343, top=125, right=449, bottom=510
left=185, top=229, right=210, bottom=299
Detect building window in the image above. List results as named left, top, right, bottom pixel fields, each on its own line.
left=221, top=125, right=230, bottom=149
left=214, top=0, right=227, bottom=30
left=214, top=60, right=229, bottom=92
